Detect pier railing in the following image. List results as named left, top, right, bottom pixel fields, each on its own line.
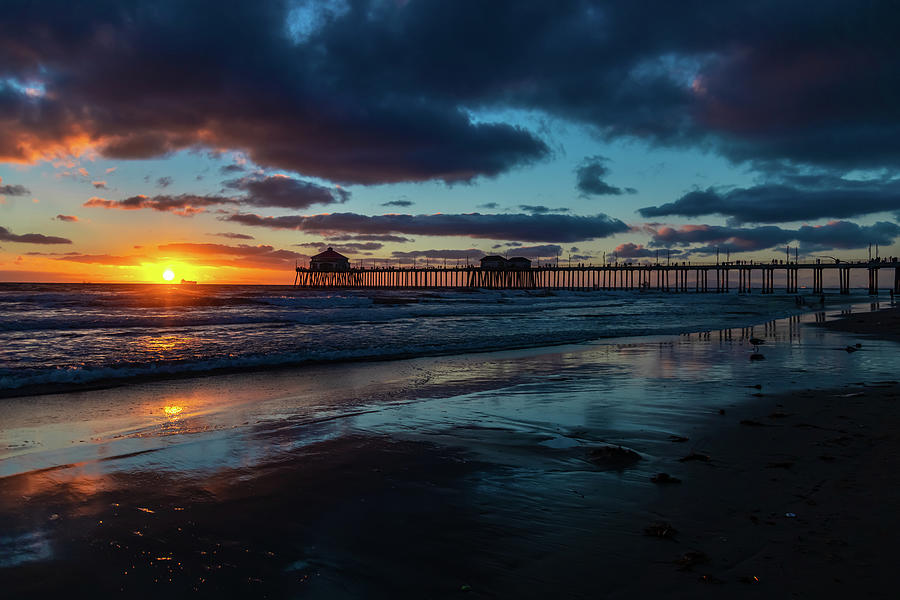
left=294, top=261, right=900, bottom=294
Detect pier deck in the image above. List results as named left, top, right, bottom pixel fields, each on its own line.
left=294, top=261, right=900, bottom=294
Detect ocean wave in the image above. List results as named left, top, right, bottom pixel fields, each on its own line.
left=1, top=282, right=846, bottom=396
left=0, top=327, right=611, bottom=392
left=0, top=290, right=666, bottom=333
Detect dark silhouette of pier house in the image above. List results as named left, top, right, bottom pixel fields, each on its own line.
left=308, top=247, right=350, bottom=272
left=295, top=258, right=900, bottom=295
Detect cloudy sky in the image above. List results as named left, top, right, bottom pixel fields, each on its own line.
left=1, top=0, right=899, bottom=283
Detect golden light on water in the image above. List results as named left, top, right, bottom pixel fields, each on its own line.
left=162, top=269, right=175, bottom=281
left=142, top=335, right=190, bottom=355
left=163, top=405, right=184, bottom=418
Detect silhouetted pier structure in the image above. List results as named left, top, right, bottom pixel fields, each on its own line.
left=294, top=260, right=900, bottom=294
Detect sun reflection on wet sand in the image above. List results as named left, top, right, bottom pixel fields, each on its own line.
left=163, top=405, right=184, bottom=418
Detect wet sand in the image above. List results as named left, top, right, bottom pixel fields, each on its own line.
left=1, top=304, right=899, bottom=598
left=817, top=305, right=900, bottom=341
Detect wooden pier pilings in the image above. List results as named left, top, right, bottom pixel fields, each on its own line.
left=294, top=261, right=900, bottom=294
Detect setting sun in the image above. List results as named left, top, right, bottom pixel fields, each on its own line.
left=162, top=269, right=175, bottom=281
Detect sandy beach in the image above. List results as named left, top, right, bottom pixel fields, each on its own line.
left=1, top=303, right=899, bottom=598
left=817, top=305, right=900, bottom=341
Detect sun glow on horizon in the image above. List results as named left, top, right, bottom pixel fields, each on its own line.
left=162, top=269, right=175, bottom=281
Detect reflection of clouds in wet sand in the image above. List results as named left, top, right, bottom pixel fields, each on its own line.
left=0, top=530, right=52, bottom=568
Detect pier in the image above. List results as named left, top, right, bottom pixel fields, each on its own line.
left=294, top=260, right=900, bottom=294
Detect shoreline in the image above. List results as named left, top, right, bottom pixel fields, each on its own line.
left=2, top=295, right=889, bottom=400
left=1, top=302, right=899, bottom=597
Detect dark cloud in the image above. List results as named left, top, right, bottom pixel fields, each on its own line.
left=91, top=181, right=107, bottom=189
left=611, top=242, right=680, bottom=259
left=0, top=225, right=72, bottom=244
left=640, top=175, right=900, bottom=224
left=158, top=242, right=300, bottom=258
left=519, top=205, right=569, bottom=214
left=647, top=221, right=900, bottom=253
left=55, top=254, right=144, bottom=266
left=575, top=156, right=635, bottom=197
left=612, top=243, right=652, bottom=258
left=54, top=214, right=78, bottom=222
left=0, top=1, right=548, bottom=184
left=156, top=176, right=173, bottom=189
left=295, top=242, right=383, bottom=253
left=381, top=200, right=414, bottom=207
left=507, top=244, right=563, bottom=258
left=84, top=175, right=347, bottom=215
left=224, top=175, right=350, bottom=209
left=84, top=194, right=234, bottom=216
left=478, top=203, right=499, bottom=210
left=391, top=243, right=563, bottom=261
left=4, top=1, right=900, bottom=185
left=223, top=212, right=629, bottom=243
left=326, top=234, right=413, bottom=243
left=219, top=163, right=246, bottom=174
left=208, top=232, right=254, bottom=240
left=391, top=248, right=484, bottom=260
left=157, top=242, right=304, bottom=270
left=0, top=178, right=30, bottom=196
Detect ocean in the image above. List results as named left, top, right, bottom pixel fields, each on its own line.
left=0, top=282, right=873, bottom=393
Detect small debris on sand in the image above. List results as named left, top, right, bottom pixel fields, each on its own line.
left=587, top=445, right=641, bottom=469
left=668, top=435, right=690, bottom=443
left=678, top=452, right=711, bottom=463
left=845, top=345, right=859, bottom=353
left=675, top=550, right=709, bottom=569
left=651, top=472, right=682, bottom=484
left=644, top=521, right=678, bottom=539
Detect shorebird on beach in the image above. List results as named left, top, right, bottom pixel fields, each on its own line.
left=749, top=337, right=765, bottom=360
